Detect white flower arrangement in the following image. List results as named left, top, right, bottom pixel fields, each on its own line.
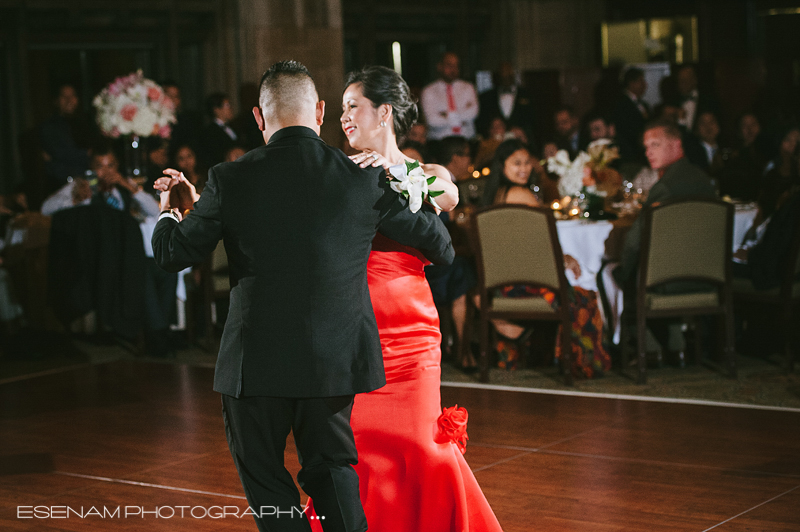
left=387, top=160, right=443, bottom=213
left=548, top=150, right=591, bottom=197
left=93, top=70, right=176, bottom=138
left=547, top=139, right=621, bottom=197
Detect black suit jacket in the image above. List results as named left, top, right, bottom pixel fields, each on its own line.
left=476, top=87, right=536, bottom=143
left=613, top=94, right=649, bottom=165
left=200, top=121, right=238, bottom=168
left=614, top=158, right=717, bottom=287
left=152, top=126, right=454, bottom=398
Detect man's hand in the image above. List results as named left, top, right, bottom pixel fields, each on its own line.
left=71, top=178, right=93, bottom=204
left=154, top=168, right=199, bottom=213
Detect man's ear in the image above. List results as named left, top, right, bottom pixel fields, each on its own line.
left=316, top=100, right=325, bottom=126
left=252, top=106, right=265, bottom=132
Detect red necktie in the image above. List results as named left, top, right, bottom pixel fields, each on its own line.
left=446, top=84, right=461, bottom=134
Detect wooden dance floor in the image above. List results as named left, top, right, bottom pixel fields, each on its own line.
left=1, top=360, right=799, bottom=531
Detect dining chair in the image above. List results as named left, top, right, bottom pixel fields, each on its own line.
left=732, top=215, right=800, bottom=372
left=622, top=197, right=736, bottom=384
left=470, top=204, right=574, bottom=385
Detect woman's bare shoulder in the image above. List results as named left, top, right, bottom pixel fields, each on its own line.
left=504, top=186, right=541, bottom=207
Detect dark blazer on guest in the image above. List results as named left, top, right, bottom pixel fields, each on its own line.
left=199, top=121, right=238, bottom=168
left=476, top=86, right=536, bottom=143
left=613, top=157, right=717, bottom=287
left=152, top=126, right=454, bottom=398
left=613, top=93, right=649, bottom=165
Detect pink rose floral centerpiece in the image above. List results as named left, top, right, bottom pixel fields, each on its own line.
left=93, top=70, right=175, bottom=139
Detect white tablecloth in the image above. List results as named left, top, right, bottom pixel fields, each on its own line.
left=733, top=204, right=758, bottom=250
left=555, top=219, right=614, bottom=292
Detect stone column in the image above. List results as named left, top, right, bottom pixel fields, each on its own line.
left=236, top=0, right=346, bottom=146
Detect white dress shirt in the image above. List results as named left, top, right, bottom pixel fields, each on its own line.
left=421, top=79, right=479, bottom=140
left=679, top=89, right=699, bottom=131
left=498, top=87, right=517, bottom=120
left=215, top=117, right=238, bottom=141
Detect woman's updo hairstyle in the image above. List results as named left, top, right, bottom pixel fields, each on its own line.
left=345, top=66, right=419, bottom=138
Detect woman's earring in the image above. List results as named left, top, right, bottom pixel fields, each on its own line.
left=380, top=120, right=386, bottom=128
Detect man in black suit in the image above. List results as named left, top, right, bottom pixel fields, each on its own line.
left=152, top=61, right=454, bottom=532
left=199, top=92, right=239, bottom=168
left=476, top=62, right=536, bottom=146
left=613, top=67, right=650, bottom=167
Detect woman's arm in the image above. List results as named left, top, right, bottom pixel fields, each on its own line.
left=349, top=151, right=460, bottom=212
left=421, top=163, right=459, bottom=212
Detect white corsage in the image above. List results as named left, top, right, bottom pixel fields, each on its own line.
left=387, top=160, right=444, bottom=213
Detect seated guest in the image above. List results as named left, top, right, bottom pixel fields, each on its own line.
left=172, top=143, right=208, bottom=193
left=552, top=105, right=581, bottom=158
left=487, top=140, right=610, bottom=377
left=762, top=125, right=800, bottom=189
left=610, top=120, right=717, bottom=358
left=719, top=113, right=771, bottom=201
left=399, top=139, right=427, bottom=164
left=612, top=120, right=717, bottom=288
left=405, top=122, right=428, bottom=145
left=145, top=137, right=170, bottom=191
left=473, top=117, right=508, bottom=170
left=199, top=92, right=238, bottom=168
left=652, top=100, right=708, bottom=173
left=694, top=110, right=726, bottom=180
left=482, top=138, right=546, bottom=207
left=224, top=144, right=248, bottom=163
left=41, top=146, right=175, bottom=357
left=42, top=145, right=159, bottom=218
left=435, top=136, right=472, bottom=182
left=581, top=110, right=616, bottom=149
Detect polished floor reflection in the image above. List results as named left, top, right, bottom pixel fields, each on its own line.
left=1, top=360, right=798, bottom=531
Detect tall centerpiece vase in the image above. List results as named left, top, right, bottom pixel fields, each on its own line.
left=122, top=134, right=146, bottom=180
left=93, top=70, right=176, bottom=179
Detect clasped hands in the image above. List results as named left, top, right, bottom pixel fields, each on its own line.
left=153, top=168, right=200, bottom=218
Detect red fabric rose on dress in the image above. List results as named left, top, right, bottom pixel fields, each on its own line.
left=436, top=405, right=469, bottom=454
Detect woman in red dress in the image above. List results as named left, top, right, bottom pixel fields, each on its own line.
left=310, top=66, right=503, bottom=532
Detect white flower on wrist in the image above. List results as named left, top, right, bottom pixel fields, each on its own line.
left=387, top=160, right=444, bottom=213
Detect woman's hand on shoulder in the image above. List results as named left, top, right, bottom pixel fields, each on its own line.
left=349, top=150, right=391, bottom=170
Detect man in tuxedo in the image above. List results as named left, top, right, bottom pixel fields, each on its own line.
left=476, top=62, right=535, bottom=146
left=613, top=67, right=649, bottom=166
left=199, top=92, right=239, bottom=167
left=151, top=60, right=454, bottom=532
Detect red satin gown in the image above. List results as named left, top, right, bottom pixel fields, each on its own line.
left=310, top=233, right=503, bottom=531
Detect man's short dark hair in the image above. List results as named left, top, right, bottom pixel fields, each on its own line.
left=584, top=109, right=613, bottom=127
left=622, top=67, right=645, bottom=88
left=644, top=119, right=683, bottom=141
left=257, top=60, right=318, bottom=122
left=205, top=93, right=229, bottom=117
